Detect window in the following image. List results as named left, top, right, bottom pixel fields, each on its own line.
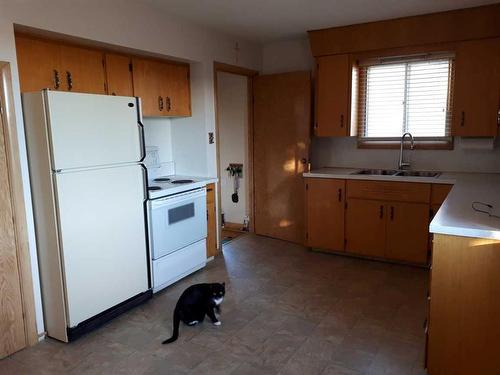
left=356, top=53, right=455, bottom=147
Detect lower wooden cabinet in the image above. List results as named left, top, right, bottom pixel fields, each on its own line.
left=346, top=201, right=429, bottom=265
left=206, top=183, right=217, bottom=258
left=306, top=178, right=446, bottom=265
left=385, top=202, right=430, bottom=264
left=345, top=198, right=386, bottom=258
left=305, top=178, right=345, bottom=252
left=427, top=234, right=500, bottom=374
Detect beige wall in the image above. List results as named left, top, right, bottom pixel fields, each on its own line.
left=217, top=72, right=249, bottom=224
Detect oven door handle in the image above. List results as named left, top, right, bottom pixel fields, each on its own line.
left=150, top=188, right=207, bottom=208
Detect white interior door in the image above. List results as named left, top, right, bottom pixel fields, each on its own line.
left=46, top=91, right=142, bottom=170
left=54, top=164, right=148, bottom=327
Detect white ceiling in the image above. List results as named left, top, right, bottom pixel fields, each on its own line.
left=148, top=0, right=499, bottom=43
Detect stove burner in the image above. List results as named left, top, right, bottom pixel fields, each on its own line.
left=171, top=179, right=194, bottom=184
left=148, top=186, right=162, bottom=191
left=154, top=177, right=171, bottom=182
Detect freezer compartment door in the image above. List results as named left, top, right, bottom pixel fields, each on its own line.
left=54, top=164, right=148, bottom=327
left=46, top=91, right=143, bottom=170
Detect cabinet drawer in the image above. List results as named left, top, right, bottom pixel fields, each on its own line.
left=431, top=184, right=453, bottom=206
left=347, top=180, right=431, bottom=203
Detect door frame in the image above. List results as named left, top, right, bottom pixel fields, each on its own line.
left=213, top=62, right=258, bottom=250
left=0, top=62, right=38, bottom=347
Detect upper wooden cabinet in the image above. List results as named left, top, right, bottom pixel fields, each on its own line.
left=131, top=58, right=163, bottom=117
left=16, top=35, right=61, bottom=93
left=104, top=54, right=133, bottom=97
left=16, top=35, right=105, bottom=94
left=15, top=35, right=192, bottom=118
left=453, top=38, right=500, bottom=137
left=164, top=63, right=191, bottom=117
left=306, top=178, right=345, bottom=252
left=59, top=44, right=106, bottom=94
left=315, top=54, right=351, bottom=137
left=132, top=57, right=191, bottom=117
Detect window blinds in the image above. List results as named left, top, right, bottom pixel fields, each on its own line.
left=357, top=54, right=454, bottom=141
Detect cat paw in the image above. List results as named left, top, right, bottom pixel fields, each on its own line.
left=188, top=321, right=199, bottom=326
left=213, top=321, right=221, bottom=326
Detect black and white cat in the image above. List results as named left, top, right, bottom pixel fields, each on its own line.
left=162, top=282, right=226, bottom=344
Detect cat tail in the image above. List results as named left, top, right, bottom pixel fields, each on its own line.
left=162, top=309, right=180, bottom=344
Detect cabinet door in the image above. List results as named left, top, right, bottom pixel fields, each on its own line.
left=15, top=35, right=62, bottom=92
left=206, top=183, right=217, bottom=257
left=386, top=202, right=430, bottom=264
left=163, top=63, right=191, bottom=117
left=59, top=45, right=106, bottom=94
left=306, top=178, right=345, bottom=252
left=105, top=53, right=133, bottom=97
left=315, top=54, right=350, bottom=137
left=132, top=58, right=162, bottom=117
left=345, top=198, right=386, bottom=258
left=453, top=38, right=500, bottom=136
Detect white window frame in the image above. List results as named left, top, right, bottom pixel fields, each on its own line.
left=355, top=52, right=455, bottom=149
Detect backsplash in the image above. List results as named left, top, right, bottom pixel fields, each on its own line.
left=311, top=136, right=500, bottom=173
left=142, top=117, right=173, bottom=164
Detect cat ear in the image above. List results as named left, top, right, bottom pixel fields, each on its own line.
left=222, top=282, right=225, bottom=287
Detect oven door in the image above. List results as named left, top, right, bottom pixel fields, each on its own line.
left=149, top=188, right=207, bottom=260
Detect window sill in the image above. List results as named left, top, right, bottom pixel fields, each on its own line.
left=357, top=138, right=454, bottom=150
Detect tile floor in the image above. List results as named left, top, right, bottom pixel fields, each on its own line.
left=1, top=234, right=429, bottom=374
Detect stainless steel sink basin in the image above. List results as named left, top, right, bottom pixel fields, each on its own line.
left=350, top=169, right=441, bottom=178
left=352, top=169, right=398, bottom=176
left=395, top=171, right=441, bottom=178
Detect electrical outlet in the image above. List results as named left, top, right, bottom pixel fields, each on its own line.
left=208, top=132, right=214, bottom=144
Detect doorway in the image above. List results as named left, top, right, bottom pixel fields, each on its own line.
left=214, top=63, right=257, bottom=246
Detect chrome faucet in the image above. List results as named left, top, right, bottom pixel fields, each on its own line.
left=398, top=132, right=414, bottom=170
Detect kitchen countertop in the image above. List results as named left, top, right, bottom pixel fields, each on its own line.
left=303, top=167, right=500, bottom=240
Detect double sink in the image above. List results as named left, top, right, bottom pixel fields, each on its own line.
left=352, top=169, right=441, bottom=178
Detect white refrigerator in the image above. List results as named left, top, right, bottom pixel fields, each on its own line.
left=23, top=90, right=150, bottom=342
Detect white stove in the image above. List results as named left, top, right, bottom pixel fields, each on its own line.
left=146, top=174, right=215, bottom=293
left=147, top=175, right=210, bottom=199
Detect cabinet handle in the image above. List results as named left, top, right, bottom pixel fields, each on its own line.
left=158, top=96, right=164, bottom=111
left=166, top=96, right=171, bottom=112
left=66, top=71, right=73, bottom=91
left=340, top=114, right=344, bottom=128
left=390, top=206, right=394, bottom=221
left=53, top=70, right=60, bottom=90
left=379, top=205, right=384, bottom=218
left=497, top=108, right=500, bottom=127
left=337, top=188, right=342, bottom=202
left=460, top=111, right=465, bottom=127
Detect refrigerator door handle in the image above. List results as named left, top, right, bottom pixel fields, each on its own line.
left=138, top=121, right=146, bottom=162
left=140, top=164, right=148, bottom=201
